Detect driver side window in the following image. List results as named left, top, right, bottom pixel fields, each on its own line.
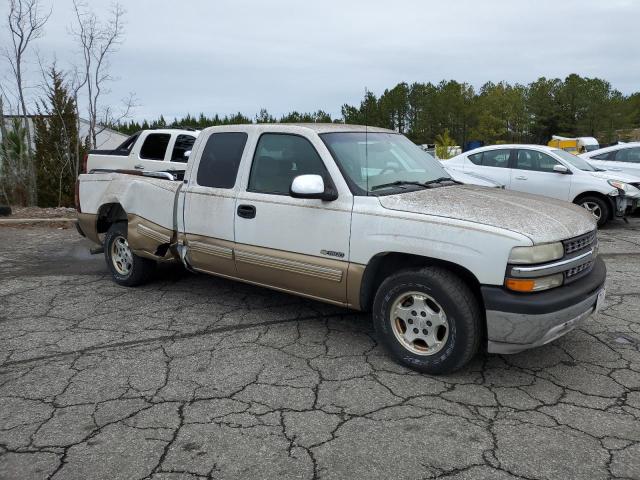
left=515, top=150, right=559, bottom=172
left=248, top=134, right=329, bottom=195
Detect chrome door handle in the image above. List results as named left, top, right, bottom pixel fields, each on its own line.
left=515, top=175, right=527, bottom=180
left=134, top=164, right=144, bottom=170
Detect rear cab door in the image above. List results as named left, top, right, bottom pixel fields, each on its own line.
left=181, top=128, right=250, bottom=277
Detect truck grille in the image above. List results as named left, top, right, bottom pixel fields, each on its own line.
left=563, top=230, right=596, bottom=255
left=562, top=230, right=598, bottom=283
left=565, top=260, right=593, bottom=279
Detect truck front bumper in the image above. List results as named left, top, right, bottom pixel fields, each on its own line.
left=482, top=257, right=606, bottom=354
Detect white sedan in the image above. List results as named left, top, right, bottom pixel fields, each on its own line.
left=580, top=142, right=640, bottom=177
left=444, top=144, right=640, bottom=226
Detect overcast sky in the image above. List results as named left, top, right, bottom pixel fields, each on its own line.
left=2, top=0, right=639, bottom=122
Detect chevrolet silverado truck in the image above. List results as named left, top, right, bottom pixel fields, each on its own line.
left=76, top=124, right=606, bottom=374
left=85, top=128, right=199, bottom=176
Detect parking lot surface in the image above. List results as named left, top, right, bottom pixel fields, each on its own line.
left=0, top=219, right=639, bottom=480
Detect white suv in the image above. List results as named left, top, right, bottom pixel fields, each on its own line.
left=580, top=142, right=640, bottom=177
left=445, top=144, right=640, bottom=226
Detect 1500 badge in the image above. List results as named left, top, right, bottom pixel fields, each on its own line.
left=321, top=249, right=345, bottom=258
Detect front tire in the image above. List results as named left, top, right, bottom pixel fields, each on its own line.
left=104, top=222, right=155, bottom=286
left=372, top=267, right=481, bottom=374
left=577, top=195, right=610, bottom=227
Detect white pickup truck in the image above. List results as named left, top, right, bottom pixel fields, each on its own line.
left=85, top=128, right=199, bottom=176
left=76, top=124, right=606, bottom=374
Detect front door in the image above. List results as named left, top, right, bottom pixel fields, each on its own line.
left=234, top=133, right=352, bottom=304
left=510, top=149, right=572, bottom=200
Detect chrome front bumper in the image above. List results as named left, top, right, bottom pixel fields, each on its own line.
left=486, top=287, right=603, bottom=354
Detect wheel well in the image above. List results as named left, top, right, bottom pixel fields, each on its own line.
left=359, top=252, right=484, bottom=313
left=573, top=191, right=614, bottom=219
left=96, top=203, right=127, bottom=234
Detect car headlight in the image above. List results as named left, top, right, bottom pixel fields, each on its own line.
left=505, top=274, right=564, bottom=292
left=508, top=242, right=564, bottom=265
left=608, top=180, right=640, bottom=198
left=607, top=180, right=637, bottom=192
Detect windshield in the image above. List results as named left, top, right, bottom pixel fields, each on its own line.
left=584, top=144, right=599, bottom=152
left=320, top=132, right=451, bottom=194
left=552, top=149, right=596, bottom=171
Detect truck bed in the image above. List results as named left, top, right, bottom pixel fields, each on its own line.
left=78, top=173, right=181, bottom=232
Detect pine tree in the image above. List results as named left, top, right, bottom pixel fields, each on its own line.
left=34, top=68, right=82, bottom=207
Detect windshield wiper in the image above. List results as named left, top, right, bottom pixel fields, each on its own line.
left=423, top=177, right=461, bottom=186
left=370, top=180, right=428, bottom=191
left=371, top=177, right=461, bottom=192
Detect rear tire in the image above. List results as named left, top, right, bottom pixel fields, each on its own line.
left=372, top=267, right=481, bottom=374
left=104, top=222, right=155, bottom=286
left=576, top=195, right=610, bottom=227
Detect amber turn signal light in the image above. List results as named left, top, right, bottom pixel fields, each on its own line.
left=505, top=278, right=536, bottom=292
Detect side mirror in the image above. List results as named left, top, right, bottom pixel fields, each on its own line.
left=184, top=150, right=192, bottom=159
left=290, top=174, right=337, bottom=201
left=553, top=164, right=570, bottom=174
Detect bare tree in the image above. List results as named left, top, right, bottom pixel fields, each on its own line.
left=2, top=0, right=51, bottom=205
left=70, top=0, right=128, bottom=150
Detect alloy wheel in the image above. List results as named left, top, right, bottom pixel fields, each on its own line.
left=390, top=291, right=450, bottom=356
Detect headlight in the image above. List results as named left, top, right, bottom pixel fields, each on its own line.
left=508, top=243, right=564, bottom=265
left=608, top=179, right=628, bottom=190
left=505, top=274, right=564, bottom=292
left=608, top=180, right=640, bottom=198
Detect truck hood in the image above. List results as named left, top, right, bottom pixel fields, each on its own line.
left=378, top=185, right=596, bottom=244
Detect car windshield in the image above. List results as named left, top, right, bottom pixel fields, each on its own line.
left=552, top=149, right=596, bottom=171
left=584, top=145, right=599, bottom=152
left=320, top=132, right=451, bottom=194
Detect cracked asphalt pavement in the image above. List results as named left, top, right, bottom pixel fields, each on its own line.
left=0, top=219, right=639, bottom=480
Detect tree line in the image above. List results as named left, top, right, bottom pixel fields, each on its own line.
left=340, top=76, right=640, bottom=147
left=114, top=75, right=640, bottom=150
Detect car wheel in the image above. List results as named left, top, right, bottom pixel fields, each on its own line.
left=372, top=266, right=481, bottom=374
left=578, top=196, right=610, bottom=227
left=104, top=222, right=155, bottom=286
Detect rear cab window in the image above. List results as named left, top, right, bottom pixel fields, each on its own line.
left=196, top=132, right=248, bottom=188
left=140, top=133, right=171, bottom=161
